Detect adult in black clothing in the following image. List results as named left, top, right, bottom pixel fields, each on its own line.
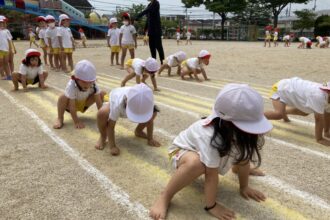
left=135, top=0, right=165, bottom=64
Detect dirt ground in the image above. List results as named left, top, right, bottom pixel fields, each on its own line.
left=0, top=39, right=329, bottom=220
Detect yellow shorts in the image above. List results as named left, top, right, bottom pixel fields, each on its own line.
left=103, top=94, right=109, bottom=102
left=269, top=82, right=279, bottom=97
left=50, top=48, right=60, bottom=55
left=63, top=48, right=73, bottom=53
left=121, top=44, right=135, bottom=49
left=39, top=39, right=47, bottom=48
left=274, top=37, right=278, bottom=41
left=266, top=35, right=271, bottom=40
left=181, top=59, right=189, bottom=69
left=111, top=46, right=120, bottom=53
left=125, top=59, right=134, bottom=67
left=0, top=50, right=9, bottom=58
left=30, top=36, right=36, bottom=42
left=76, top=100, right=87, bottom=113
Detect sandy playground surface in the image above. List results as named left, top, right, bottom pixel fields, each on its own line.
left=0, top=39, right=330, bottom=220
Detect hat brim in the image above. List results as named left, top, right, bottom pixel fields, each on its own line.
left=126, top=106, right=153, bottom=124
left=232, top=116, right=273, bottom=134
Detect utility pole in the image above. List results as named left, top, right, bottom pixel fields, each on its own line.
left=212, top=12, right=215, bottom=29
left=313, top=0, right=317, bottom=11
left=185, top=7, right=188, bottom=31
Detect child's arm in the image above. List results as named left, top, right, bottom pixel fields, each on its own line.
left=201, top=67, right=209, bottom=80
left=48, top=38, right=52, bottom=50
left=204, top=167, right=219, bottom=207
left=314, top=113, right=330, bottom=146
left=236, top=161, right=266, bottom=202
left=108, top=119, right=117, bottom=149
left=134, top=33, right=137, bottom=49
left=68, top=99, right=84, bottom=129
left=121, top=72, right=136, bottom=87
left=146, top=112, right=160, bottom=146
left=21, top=75, right=28, bottom=91
left=58, top=36, right=63, bottom=50
left=119, top=33, right=123, bottom=47
left=107, top=36, right=111, bottom=47
left=95, top=93, right=103, bottom=110
left=71, top=37, right=75, bottom=51
left=323, top=112, right=330, bottom=138
left=10, top=40, right=16, bottom=54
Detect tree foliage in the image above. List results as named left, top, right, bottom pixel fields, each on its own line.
left=314, top=15, right=330, bottom=36
left=260, top=0, right=310, bottom=27
left=181, top=0, right=247, bottom=40
left=292, top=9, right=316, bottom=34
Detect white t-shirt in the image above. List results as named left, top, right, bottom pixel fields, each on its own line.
left=0, top=29, right=11, bottom=51
left=108, top=87, right=131, bottom=121
left=57, top=27, right=73, bottom=48
left=276, top=77, right=328, bottom=114
left=166, top=55, right=179, bottom=67
left=186, top=58, right=202, bottom=70
left=176, top=32, right=180, bottom=40
left=46, top=27, right=60, bottom=48
left=120, top=25, right=136, bottom=45
left=186, top=32, right=191, bottom=39
left=131, top=58, right=145, bottom=76
left=38, top=28, right=49, bottom=46
left=317, top=36, right=324, bottom=43
left=19, top=64, right=43, bottom=79
left=299, top=37, right=311, bottom=44
left=64, top=79, right=100, bottom=101
left=274, top=32, right=278, bottom=37
left=107, top=28, right=120, bottom=46
left=169, top=119, right=240, bottom=175
left=283, top=35, right=290, bottom=41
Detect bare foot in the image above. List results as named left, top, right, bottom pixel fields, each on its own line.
left=53, top=118, right=63, bottom=129
left=149, top=194, right=170, bottom=220
left=249, top=168, right=265, bottom=176
left=110, top=146, right=120, bottom=156
left=148, top=139, right=161, bottom=147
left=95, top=136, right=106, bottom=150
left=39, top=85, right=48, bottom=89
left=135, top=130, right=148, bottom=139
left=208, top=203, right=236, bottom=220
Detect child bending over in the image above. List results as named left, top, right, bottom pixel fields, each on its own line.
left=158, top=51, right=186, bottom=77
left=180, top=50, right=210, bottom=82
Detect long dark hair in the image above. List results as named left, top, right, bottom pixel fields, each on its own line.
left=210, top=117, right=264, bottom=167
left=22, top=56, right=42, bottom=67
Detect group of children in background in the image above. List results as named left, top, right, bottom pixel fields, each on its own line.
left=3, top=12, right=330, bottom=220
left=176, top=28, right=192, bottom=45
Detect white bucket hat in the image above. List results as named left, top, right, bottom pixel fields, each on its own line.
left=45, top=15, right=55, bottom=22
left=74, top=60, right=97, bottom=82
left=204, top=84, right=272, bottom=134
left=25, top=49, right=41, bottom=58
left=0, top=15, right=7, bottom=22
left=144, top=57, right=160, bottom=72
left=109, top=17, right=118, bottom=24
left=126, top=83, right=154, bottom=123
left=59, top=14, right=70, bottom=25
left=198, top=50, right=211, bottom=59
left=175, top=51, right=187, bottom=62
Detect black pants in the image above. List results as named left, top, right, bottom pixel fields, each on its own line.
left=149, top=35, right=165, bottom=64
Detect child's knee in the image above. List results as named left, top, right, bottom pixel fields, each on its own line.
left=97, top=105, right=109, bottom=119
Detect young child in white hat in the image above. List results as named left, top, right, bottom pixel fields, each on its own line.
left=180, top=50, right=210, bottom=82
left=298, top=37, right=312, bottom=49
left=265, top=77, right=330, bottom=146
left=53, top=60, right=106, bottom=129
left=283, top=34, right=290, bottom=47
left=107, top=17, right=121, bottom=66
left=121, top=57, right=160, bottom=91
left=95, top=83, right=160, bottom=156
left=57, top=14, right=75, bottom=73
left=36, top=16, right=49, bottom=66
left=12, top=49, right=48, bottom=91
left=119, top=13, right=137, bottom=69
left=315, top=36, right=327, bottom=48
left=158, top=51, right=187, bottom=77
left=0, top=15, right=13, bottom=80
left=149, top=84, right=272, bottom=220
left=45, top=15, right=61, bottom=71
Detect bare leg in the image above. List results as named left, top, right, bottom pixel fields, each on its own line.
left=285, top=107, right=309, bottom=117
left=264, top=99, right=288, bottom=121
left=129, top=48, right=135, bottom=59
left=61, top=52, right=67, bottom=72
left=115, top=52, right=120, bottom=65
left=95, top=104, right=109, bottom=150
left=53, top=94, right=69, bottom=129
left=12, top=72, right=20, bottom=90
left=121, top=48, right=127, bottom=69
left=49, top=53, right=54, bottom=69
left=67, top=53, right=74, bottom=72
left=135, top=112, right=157, bottom=139
left=42, top=48, right=48, bottom=65
left=110, top=52, right=114, bottom=65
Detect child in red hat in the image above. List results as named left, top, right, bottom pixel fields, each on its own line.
left=180, top=50, right=210, bottom=82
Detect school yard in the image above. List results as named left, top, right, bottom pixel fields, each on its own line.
left=0, top=39, right=329, bottom=220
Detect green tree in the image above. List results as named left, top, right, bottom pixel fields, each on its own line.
left=292, top=9, right=316, bottom=35
left=232, top=0, right=272, bottom=26
left=161, top=18, right=179, bottom=38
left=261, top=0, right=310, bottom=28
left=182, top=0, right=247, bottom=40
left=314, top=15, right=330, bottom=36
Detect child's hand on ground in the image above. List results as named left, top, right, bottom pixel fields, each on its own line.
left=240, top=186, right=266, bottom=202
left=148, top=139, right=161, bottom=147
left=75, top=121, right=85, bottom=129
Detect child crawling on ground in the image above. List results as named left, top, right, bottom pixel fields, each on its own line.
left=180, top=50, right=210, bottom=82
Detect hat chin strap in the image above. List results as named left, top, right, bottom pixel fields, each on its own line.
left=71, top=76, right=96, bottom=93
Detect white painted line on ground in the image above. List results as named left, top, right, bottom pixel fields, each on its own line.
left=258, top=175, right=330, bottom=210
left=0, top=88, right=150, bottom=219
left=155, top=126, right=330, bottom=211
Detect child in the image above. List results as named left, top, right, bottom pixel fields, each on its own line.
left=264, top=77, right=330, bottom=146
left=57, top=14, right=75, bottom=73
left=264, top=26, right=272, bottom=47
left=316, top=36, right=327, bottom=48
left=119, top=13, right=137, bottom=69
left=283, top=34, right=290, bottom=47
left=298, top=37, right=312, bottom=49
left=37, top=16, right=48, bottom=65
left=12, top=49, right=48, bottom=91
left=95, top=83, right=160, bottom=156
left=121, top=57, right=160, bottom=91
left=53, top=60, right=105, bottom=129
left=143, top=31, right=149, bottom=46
left=45, top=15, right=60, bottom=71
left=180, top=50, right=210, bottom=82
left=149, top=84, right=272, bottom=220
left=273, top=28, right=279, bottom=47
left=185, top=29, right=192, bottom=45
left=158, top=51, right=187, bottom=76
left=79, top=28, right=87, bottom=48
left=28, top=27, right=39, bottom=48
left=0, top=15, right=12, bottom=80
left=176, top=28, right=181, bottom=45
left=107, top=17, right=121, bottom=66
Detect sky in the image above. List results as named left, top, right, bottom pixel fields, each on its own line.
left=88, top=0, right=330, bottom=19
